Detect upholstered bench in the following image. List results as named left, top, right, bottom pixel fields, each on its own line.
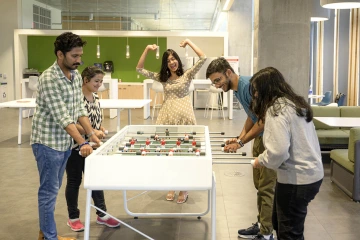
left=330, top=128, right=360, bottom=201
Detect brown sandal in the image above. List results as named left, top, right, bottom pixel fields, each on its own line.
left=177, top=191, right=188, bottom=204
left=166, top=191, right=176, bottom=201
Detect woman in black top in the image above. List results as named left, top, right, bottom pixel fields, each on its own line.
left=65, top=66, right=120, bottom=232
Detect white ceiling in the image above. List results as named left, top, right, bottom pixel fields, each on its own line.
left=36, top=0, right=221, bottom=31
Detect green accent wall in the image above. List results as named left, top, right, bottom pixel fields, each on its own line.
left=27, top=36, right=167, bottom=82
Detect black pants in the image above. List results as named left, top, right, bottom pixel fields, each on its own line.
left=273, top=179, right=322, bottom=240
left=65, top=149, right=107, bottom=219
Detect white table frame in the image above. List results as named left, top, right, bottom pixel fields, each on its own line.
left=21, top=78, right=119, bottom=118
left=314, top=117, right=360, bottom=127
left=83, top=125, right=216, bottom=240
left=98, top=99, right=151, bottom=132
left=0, top=98, right=35, bottom=144
left=143, top=79, right=234, bottom=120
left=0, top=98, right=151, bottom=144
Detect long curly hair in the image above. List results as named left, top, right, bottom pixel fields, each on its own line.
left=250, top=67, right=312, bottom=123
left=159, top=49, right=184, bottom=82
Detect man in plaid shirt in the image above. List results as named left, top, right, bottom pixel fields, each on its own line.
left=31, top=32, right=100, bottom=240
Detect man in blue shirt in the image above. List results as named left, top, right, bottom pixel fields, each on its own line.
left=206, top=58, right=277, bottom=240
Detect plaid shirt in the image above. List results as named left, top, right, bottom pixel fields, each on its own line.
left=30, top=61, right=88, bottom=151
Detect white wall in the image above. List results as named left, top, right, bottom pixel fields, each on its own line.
left=0, top=0, right=21, bottom=100
left=21, top=0, right=62, bottom=29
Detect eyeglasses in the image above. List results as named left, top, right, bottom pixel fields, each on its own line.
left=211, top=76, right=223, bottom=86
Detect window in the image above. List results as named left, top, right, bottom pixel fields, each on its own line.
left=33, top=5, right=51, bottom=29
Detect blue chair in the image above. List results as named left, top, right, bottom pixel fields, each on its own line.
left=337, top=94, right=346, bottom=106
left=312, top=91, right=332, bottom=106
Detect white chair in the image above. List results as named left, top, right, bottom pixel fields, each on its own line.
left=151, top=81, right=164, bottom=120
left=204, top=85, right=225, bottom=120
left=28, top=76, right=39, bottom=117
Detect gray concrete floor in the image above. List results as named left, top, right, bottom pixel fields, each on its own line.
left=0, top=107, right=359, bottom=240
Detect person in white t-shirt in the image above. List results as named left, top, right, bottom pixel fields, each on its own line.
left=251, top=67, right=324, bottom=240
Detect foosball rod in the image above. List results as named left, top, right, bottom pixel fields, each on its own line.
left=122, top=143, right=202, bottom=148
left=114, top=151, right=206, bottom=156
left=133, top=131, right=225, bottom=135
left=123, top=137, right=205, bottom=142
left=118, top=146, right=201, bottom=151
left=211, top=152, right=247, bottom=156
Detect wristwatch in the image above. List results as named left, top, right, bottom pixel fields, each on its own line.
left=237, top=139, right=244, bottom=147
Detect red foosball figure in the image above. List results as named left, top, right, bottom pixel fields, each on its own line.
left=168, top=149, right=174, bottom=156
left=161, top=138, right=166, bottom=148
left=145, top=138, right=151, bottom=149
left=176, top=138, right=181, bottom=149
left=130, top=138, right=136, bottom=148
left=192, top=138, right=196, bottom=147
left=141, top=150, right=147, bottom=156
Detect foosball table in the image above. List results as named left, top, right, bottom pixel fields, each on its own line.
left=83, top=125, right=216, bottom=240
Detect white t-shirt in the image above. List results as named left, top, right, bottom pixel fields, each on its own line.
left=258, top=98, right=324, bottom=185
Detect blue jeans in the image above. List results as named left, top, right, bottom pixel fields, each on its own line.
left=32, top=143, right=71, bottom=240
left=273, top=179, right=322, bottom=240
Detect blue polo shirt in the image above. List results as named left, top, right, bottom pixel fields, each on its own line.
left=234, top=75, right=260, bottom=128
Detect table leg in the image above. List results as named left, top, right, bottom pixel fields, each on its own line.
left=18, top=108, right=22, bottom=145
left=211, top=172, right=216, bottom=240
left=117, top=109, right=121, bottom=132
left=84, top=189, right=92, bottom=240
left=128, top=109, right=131, bottom=125
left=229, top=90, right=233, bottom=120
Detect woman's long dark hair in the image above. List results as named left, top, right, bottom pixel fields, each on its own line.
left=159, top=49, right=184, bottom=82
left=250, top=67, right=313, bottom=123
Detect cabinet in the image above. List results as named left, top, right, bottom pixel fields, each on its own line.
left=117, top=83, right=164, bottom=107
left=118, top=83, right=143, bottom=99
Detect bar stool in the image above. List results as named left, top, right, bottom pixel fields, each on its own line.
left=204, top=85, right=225, bottom=120
left=151, top=81, right=164, bottom=120
left=28, top=76, right=38, bottom=117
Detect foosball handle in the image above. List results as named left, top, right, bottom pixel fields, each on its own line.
left=78, top=142, right=103, bottom=156
left=250, top=159, right=255, bottom=166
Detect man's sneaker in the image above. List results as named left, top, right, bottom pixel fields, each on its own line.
left=67, top=219, right=85, bottom=232
left=252, top=233, right=274, bottom=240
left=96, top=215, right=121, bottom=228
left=238, top=222, right=260, bottom=239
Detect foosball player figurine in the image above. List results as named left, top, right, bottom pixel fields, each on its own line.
left=141, top=149, right=147, bottom=156
left=195, top=149, right=200, bottom=156
left=192, top=138, right=196, bottom=147
left=130, top=137, right=136, bottom=148
left=176, top=138, right=181, bottom=149
left=123, top=146, right=129, bottom=152
left=165, top=129, right=169, bottom=138
left=168, top=149, right=174, bottom=156
left=145, top=138, right=151, bottom=149
left=154, top=134, right=159, bottom=141
left=188, top=147, right=193, bottom=153
left=156, top=146, right=161, bottom=153
left=184, top=134, right=189, bottom=142
left=161, top=138, right=166, bottom=148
